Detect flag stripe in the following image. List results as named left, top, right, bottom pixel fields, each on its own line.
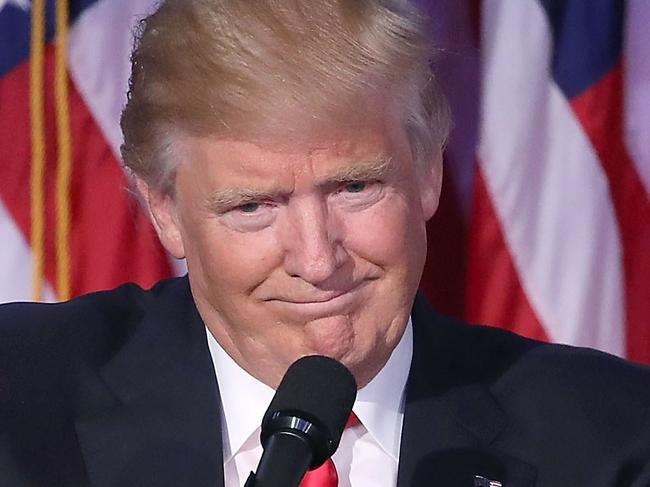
left=68, top=0, right=160, bottom=162
left=0, top=200, right=57, bottom=302
left=624, top=2, right=650, bottom=197
left=66, top=76, right=172, bottom=294
left=467, top=169, right=549, bottom=342
left=478, top=0, right=624, bottom=354
left=538, top=0, right=650, bottom=362
left=0, top=45, right=170, bottom=297
left=570, top=64, right=650, bottom=362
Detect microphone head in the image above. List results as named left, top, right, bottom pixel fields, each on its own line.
left=261, top=355, right=357, bottom=467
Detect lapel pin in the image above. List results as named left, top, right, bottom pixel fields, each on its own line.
left=474, top=475, right=503, bottom=487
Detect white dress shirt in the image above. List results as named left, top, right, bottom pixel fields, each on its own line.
left=206, top=320, right=413, bottom=487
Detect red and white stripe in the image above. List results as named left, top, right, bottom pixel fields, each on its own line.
left=469, top=0, right=650, bottom=362
left=0, top=0, right=174, bottom=303
left=473, top=0, right=625, bottom=354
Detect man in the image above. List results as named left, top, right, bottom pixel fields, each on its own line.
left=1, top=0, right=649, bottom=486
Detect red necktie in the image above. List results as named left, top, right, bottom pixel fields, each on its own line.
left=299, top=413, right=360, bottom=487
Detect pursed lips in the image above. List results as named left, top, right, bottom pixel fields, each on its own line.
left=263, top=281, right=371, bottom=314
left=277, top=289, right=350, bottom=304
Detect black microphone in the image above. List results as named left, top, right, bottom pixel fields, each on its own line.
left=245, top=355, right=357, bottom=487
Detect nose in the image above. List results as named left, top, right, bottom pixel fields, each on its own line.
left=281, top=196, right=346, bottom=285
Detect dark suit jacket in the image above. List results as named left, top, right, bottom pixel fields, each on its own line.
left=1, top=277, right=649, bottom=486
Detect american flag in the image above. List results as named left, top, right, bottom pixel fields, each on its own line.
left=0, top=0, right=172, bottom=303
left=1, top=0, right=648, bottom=363
left=422, top=0, right=650, bottom=364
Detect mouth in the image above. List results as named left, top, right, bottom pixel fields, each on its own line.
left=281, top=290, right=350, bottom=304
left=265, top=281, right=370, bottom=316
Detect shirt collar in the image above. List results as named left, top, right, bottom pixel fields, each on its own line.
left=206, top=318, right=413, bottom=462
left=207, top=333, right=275, bottom=461
left=354, top=319, right=412, bottom=460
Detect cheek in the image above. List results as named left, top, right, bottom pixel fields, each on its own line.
left=342, top=194, right=426, bottom=270
left=182, top=215, right=282, bottom=297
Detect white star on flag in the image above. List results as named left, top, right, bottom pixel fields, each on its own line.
left=0, top=0, right=31, bottom=13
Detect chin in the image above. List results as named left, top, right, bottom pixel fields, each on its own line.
left=302, top=314, right=355, bottom=350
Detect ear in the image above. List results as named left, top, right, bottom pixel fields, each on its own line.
left=136, top=178, right=186, bottom=259
left=418, top=151, right=443, bottom=221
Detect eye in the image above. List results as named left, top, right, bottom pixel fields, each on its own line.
left=332, top=179, right=384, bottom=210
left=221, top=200, right=277, bottom=232
left=236, top=202, right=262, bottom=213
left=343, top=181, right=368, bottom=193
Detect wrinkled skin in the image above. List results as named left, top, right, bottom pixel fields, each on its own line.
left=140, top=118, right=441, bottom=388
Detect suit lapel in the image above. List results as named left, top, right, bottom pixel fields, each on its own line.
left=397, top=295, right=537, bottom=487
left=71, top=282, right=537, bottom=486
left=74, top=278, right=224, bottom=487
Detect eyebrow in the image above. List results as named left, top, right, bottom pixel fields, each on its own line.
left=321, top=155, right=393, bottom=184
left=206, top=155, right=394, bottom=212
left=206, top=187, right=283, bottom=212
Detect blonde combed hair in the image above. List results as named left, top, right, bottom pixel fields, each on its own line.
left=120, top=0, right=450, bottom=192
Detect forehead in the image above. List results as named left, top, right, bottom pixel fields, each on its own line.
left=182, top=122, right=410, bottom=184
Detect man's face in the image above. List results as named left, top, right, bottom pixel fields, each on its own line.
left=146, top=118, right=441, bottom=388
